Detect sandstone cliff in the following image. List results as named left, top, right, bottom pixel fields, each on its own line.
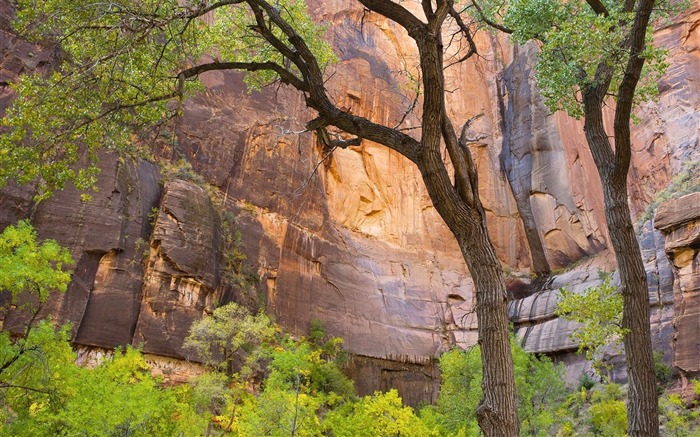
left=1, top=0, right=699, bottom=404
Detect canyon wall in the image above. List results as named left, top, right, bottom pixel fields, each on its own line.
left=1, top=0, right=699, bottom=404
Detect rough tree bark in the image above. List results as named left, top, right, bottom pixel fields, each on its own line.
left=230, top=0, right=519, bottom=434
left=582, top=0, right=660, bottom=433
left=8, top=0, right=520, bottom=433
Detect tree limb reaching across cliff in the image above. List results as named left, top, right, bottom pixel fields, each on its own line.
left=2, top=1, right=519, bottom=434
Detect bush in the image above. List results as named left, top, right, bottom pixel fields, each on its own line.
left=589, top=399, right=628, bottom=436
left=423, top=338, right=567, bottom=436
left=654, top=351, right=673, bottom=387
left=325, top=390, right=436, bottom=437
left=555, top=274, right=626, bottom=379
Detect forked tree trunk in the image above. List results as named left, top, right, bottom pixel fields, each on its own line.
left=245, top=2, right=520, bottom=434
left=581, top=0, right=660, bottom=429
left=584, top=101, right=660, bottom=436
left=416, top=150, right=519, bottom=436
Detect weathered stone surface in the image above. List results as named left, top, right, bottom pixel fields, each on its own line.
left=654, top=193, right=700, bottom=376
left=654, top=192, right=700, bottom=232
left=510, top=260, right=604, bottom=354
left=509, top=241, right=678, bottom=383
left=131, top=179, right=221, bottom=358
left=2, top=0, right=700, bottom=399
left=0, top=154, right=162, bottom=347
left=501, top=43, right=607, bottom=271
left=0, top=181, right=33, bottom=229
left=0, top=16, right=55, bottom=119
left=344, top=354, right=439, bottom=408
left=627, top=8, right=700, bottom=217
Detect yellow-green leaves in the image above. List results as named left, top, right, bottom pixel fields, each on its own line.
left=325, top=390, right=435, bottom=437
left=2, top=0, right=335, bottom=198
left=0, top=220, right=73, bottom=306
left=505, top=0, right=574, bottom=43
left=205, top=0, right=336, bottom=91
left=556, top=274, right=627, bottom=377
left=183, top=302, right=276, bottom=380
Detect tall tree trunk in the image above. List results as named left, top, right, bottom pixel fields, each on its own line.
left=584, top=104, right=660, bottom=436
left=416, top=150, right=519, bottom=436
left=603, top=180, right=659, bottom=436
left=463, top=222, right=518, bottom=436
left=247, top=2, right=520, bottom=434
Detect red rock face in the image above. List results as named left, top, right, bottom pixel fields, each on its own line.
left=654, top=193, right=700, bottom=378
left=629, top=9, right=700, bottom=217
left=1, top=0, right=700, bottom=402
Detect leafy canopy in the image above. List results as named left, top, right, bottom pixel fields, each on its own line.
left=2, top=0, right=335, bottom=199
left=325, top=390, right=436, bottom=437
left=183, top=302, right=276, bottom=380
left=0, top=320, right=78, bottom=434
left=495, top=0, right=670, bottom=118
left=2, top=340, right=206, bottom=436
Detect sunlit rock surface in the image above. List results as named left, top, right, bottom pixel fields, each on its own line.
left=654, top=193, right=700, bottom=378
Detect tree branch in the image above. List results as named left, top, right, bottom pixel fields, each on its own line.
left=585, top=0, right=611, bottom=16
left=0, top=383, right=53, bottom=395
left=448, top=6, right=478, bottom=63
left=470, top=0, right=513, bottom=34
left=612, top=0, right=655, bottom=180
left=357, top=0, right=427, bottom=35
left=178, top=60, right=306, bottom=90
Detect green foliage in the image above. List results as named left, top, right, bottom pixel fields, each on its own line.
left=182, top=301, right=356, bottom=434
left=554, top=382, right=629, bottom=437
left=266, top=336, right=354, bottom=399
left=556, top=273, right=627, bottom=377
left=3, top=341, right=206, bottom=436
left=183, top=302, right=276, bottom=380
left=0, top=220, right=73, bottom=308
left=0, top=319, right=77, bottom=432
left=206, top=0, right=337, bottom=92
left=501, top=0, right=671, bottom=119
left=217, top=330, right=354, bottom=435
left=578, top=372, right=597, bottom=391
left=654, top=351, right=673, bottom=387
left=308, top=319, right=326, bottom=346
left=586, top=384, right=628, bottom=437
left=2, top=0, right=335, bottom=198
left=220, top=217, right=257, bottom=298
left=325, top=390, right=436, bottom=437
left=159, top=159, right=208, bottom=187
left=659, top=393, right=700, bottom=437
left=427, top=344, right=482, bottom=435
left=423, top=338, right=567, bottom=436
left=515, top=350, right=569, bottom=435
left=589, top=398, right=628, bottom=437
left=41, top=347, right=204, bottom=436
left=234, top=383, right=326, bottom=437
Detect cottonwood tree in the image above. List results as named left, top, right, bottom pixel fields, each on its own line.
left=0, top=220, right=73, bottom=390
left=2, top=1, right=518, bottom=434
left=0, top=220, right=74, bottom=429
left=473, top=0, right=674, bottom=433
